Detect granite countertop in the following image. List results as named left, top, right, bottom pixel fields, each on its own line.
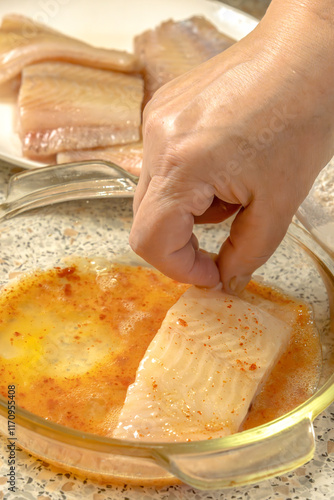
left=0, top=0, right=334, bottom=499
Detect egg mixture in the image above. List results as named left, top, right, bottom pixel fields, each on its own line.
left=0, top=257, right=322, bottom=437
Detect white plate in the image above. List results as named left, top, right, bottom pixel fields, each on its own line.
left=0, top=0, right=258, bottom=169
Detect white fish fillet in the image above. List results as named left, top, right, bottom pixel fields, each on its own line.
left=0, top=14, right=139, bottom=84
left=18, top=62, right=144, bottom=159
left=57, top=142, right=143, bottom=177
left=113, top=285, right=292, bottom=442
left=134, top=16, right=235, bottom=104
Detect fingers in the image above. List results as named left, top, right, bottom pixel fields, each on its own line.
left=194, top=196, right=241, bottom=224
left=217, top=199, right=293, bottom=294
left=130, top=178, right=220, bottom=287
left=133, top=167, right=151, bottom=217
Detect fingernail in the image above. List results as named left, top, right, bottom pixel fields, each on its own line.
left=229, top=275, right=251, bottom=294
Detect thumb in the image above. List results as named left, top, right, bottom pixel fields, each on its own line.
left=217, top=199, right=293, bottom=294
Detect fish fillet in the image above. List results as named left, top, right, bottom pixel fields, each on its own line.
left=113, top=285, right=292, bottom=442
left=57, top=142, right=143, bottom=177
left=0, top=14, right=139, bottom=84
left=18, top=62, right=144, bottom=159
left=134, top=16, right=235, bottom=104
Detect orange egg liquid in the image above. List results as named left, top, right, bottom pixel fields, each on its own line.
left=0, top=258, right=322, bottom=436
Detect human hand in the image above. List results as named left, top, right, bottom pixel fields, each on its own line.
left=130, top=0, right=334, bottom=293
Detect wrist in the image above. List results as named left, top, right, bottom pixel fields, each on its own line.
left=248, top=0, right=334, bottom=116
left=258, top=0, right=334, bottom=74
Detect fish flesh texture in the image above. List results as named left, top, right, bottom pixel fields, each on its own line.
left=57, top=141, right=143, bottom=177
left=135, top=16, right=234, bottom=104
left=18, top=62, right=144, bottom=159
left=0, top=14, right=139, bottom=85
left=113, top=285, right=292, bottom=442
left=19, top=62, right=143, bottom=159
left=134, top=16, right=235, bottom=104
left=113, top=284, right=292, bottom=442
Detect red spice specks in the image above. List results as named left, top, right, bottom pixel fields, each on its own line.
left=177, top=318, right=188, bottom=327
left=249, top=363, right=257, bottom=371
left=63, top=284, right=72, bottom=296
left=56, top=266, right=76, bottom=278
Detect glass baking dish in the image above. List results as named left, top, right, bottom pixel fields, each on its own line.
left=0, top=163, right=333, bottom=490
left=297, top=160, right=334, bottom=258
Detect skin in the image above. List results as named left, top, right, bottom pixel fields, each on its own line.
left=130, top=0, right=334, bottom=293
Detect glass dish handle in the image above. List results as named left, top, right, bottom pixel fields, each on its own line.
left=0, top=160, right=138, bottom=221
left=153, top=417, right=315, bottom=490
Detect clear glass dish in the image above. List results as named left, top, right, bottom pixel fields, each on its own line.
left=0, top=164, right=333, bottom=490
left=297, top=160, right=334, bottom=258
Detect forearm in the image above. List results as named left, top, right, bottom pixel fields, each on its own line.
left=225, top=0, right=334, bottom=174
left=258, top=0, right=334, bottom=77
left=262, top=0, right=334, bottom=39
left=266, top=0, right=334, bottom=25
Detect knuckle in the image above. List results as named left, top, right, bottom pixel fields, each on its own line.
left=143, top=107, right=162, bottom=139
left=128, top=231, right=140, bottom=253
left=143, top=107, right=177, bottom=142
left=129, top=229, right=147, bottom=258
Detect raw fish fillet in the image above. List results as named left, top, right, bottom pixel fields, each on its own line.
left=18, top=62, right=144, bottom=159
left=0, top=14, right=139, bottom=84
left=134, top=16, right=235, bottom=104
left=113, top=285, right=292, bottom=442
left=57, top=142, right=143, bottom=177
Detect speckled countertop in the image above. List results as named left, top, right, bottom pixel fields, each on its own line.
left=0, top=0, right=334, bottom=498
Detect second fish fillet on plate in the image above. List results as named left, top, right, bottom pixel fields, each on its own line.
left=113, top=285, right=292, bottom=442
left=18, top=61, right=144, bottom=159
left=57, top=142, right=143, bottom=177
